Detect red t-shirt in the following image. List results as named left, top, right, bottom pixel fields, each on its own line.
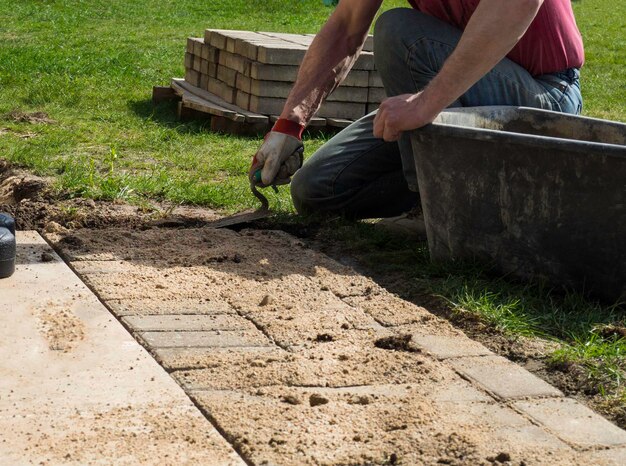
left=407, top=0, right=584, bottom=76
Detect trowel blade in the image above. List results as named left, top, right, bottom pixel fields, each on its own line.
left=206, top=208, right=270, bottom=229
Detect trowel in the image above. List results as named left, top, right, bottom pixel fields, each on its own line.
left=207, top=144, right=304, bottom=228
left=205, top=171, right=274, bottom=229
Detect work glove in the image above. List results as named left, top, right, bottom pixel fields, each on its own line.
left=249, top=119, right=305, bottom=187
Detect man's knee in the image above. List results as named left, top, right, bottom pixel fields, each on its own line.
left=290, top=166, right=320, bottom=216
left=373, top=8, right=408, bottom=60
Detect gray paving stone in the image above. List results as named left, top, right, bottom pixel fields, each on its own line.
left=514, top=398, right=626, bottom=448
left=368, top=71, right=383, bottom=88
left=187, top=37, right=196, bottom=53
left=579, top=447, right=626, bottom=465
left=451, top=355, right=563, bottom=399
left=208, top=77, right=236, bottom=103
left=185, top=68, right=201, bottom=87
left=205, top=29, right=228, bottom=50
left=200, top=58, right=210, bottom=75
left=343, top=69, right=370, bottom=87
left=364, top=35, right=374, bottom=52
left=193, top=53, right=202, bottom=72
left=411, top=333, right=493, bottom=359
left=318, top=101, right=367, bottom=120
left=236, top=73, right=252, bottom=93
left=209, top=62, right=217, bottom=78
left=354, top=51, right=375, bottom=70
left=155, top=346, right=282, bottom=370
left=184, top=51, right=193, bottom=69
left=218, top=50, right=250, bottom=75
left=368, top=87, right=387, bottom=104
left=190, top=37, right=203, bottom=57
left=200, top=43, right=210, bottom=60
left=235, top=88, right=251, bottom=110
left=256, top=44, right=307, bottom=65
left=249, top=63, right=298, bottom=81
left=105, top=297, right=235, bottom=316
left=122, top=314, right=256, bottom=332
left=247, top=94, right=286, bottom=115
left=140, top=329, right=272, bottom=348
left=430, top=379, right=492, bottom=403
left=217, top=64, right=237, bottom=85
left=199, top=73, right=209, bottom=91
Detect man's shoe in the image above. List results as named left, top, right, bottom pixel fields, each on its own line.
left=374, top=206, right=427, bottom=239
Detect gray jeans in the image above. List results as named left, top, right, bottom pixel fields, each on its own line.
left=291, top=8, right=583, bottom=219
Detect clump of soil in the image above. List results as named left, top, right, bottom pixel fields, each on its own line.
left=0, top=174, right=48, bottom=205
left=314, top=333, right=335, bottom=342
left=309, top=394, right=329, bottom=407
left=374, top=334, right=420, bottom=353
left=36, top=306, right=85, bottom=352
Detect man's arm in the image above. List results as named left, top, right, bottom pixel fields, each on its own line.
left=373, top=0, right=545, bottom=141
left=281, top=0, right=383, bottom=125
left=250, top=0, right=382, bottom=186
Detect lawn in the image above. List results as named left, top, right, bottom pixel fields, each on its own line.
left=1, top=0, right=624, bottom=422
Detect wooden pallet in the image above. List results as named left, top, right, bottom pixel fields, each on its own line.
left=158, top=78, right=355, bottom=135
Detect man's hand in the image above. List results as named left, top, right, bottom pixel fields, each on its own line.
left=372, top=91, right=441, bottom=142
left=249, top=119, right=305, bottom=187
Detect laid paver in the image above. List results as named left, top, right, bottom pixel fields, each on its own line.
left=514, top=398, right=626, bottom=448
left=452, top=355, right=564, bottom=399
left=0, top=232, right=244, bottom=465
left=122, top=314, right=257, bottom=332
left=106, top=297, right=235, bottom=316
left=140, top=329, right=272, bottom=348
left=580, top=447, right=626, bottom=465
left=410, top=333, right=493, bottom=359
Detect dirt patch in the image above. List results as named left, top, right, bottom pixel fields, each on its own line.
left=35, top=305, right=85, bottom=352
left=0, top=127, right=37, bottom=139
left=3, top=110, right=55, bottom=124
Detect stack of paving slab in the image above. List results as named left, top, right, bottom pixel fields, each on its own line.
left=174, top=29, right=385, bottom=133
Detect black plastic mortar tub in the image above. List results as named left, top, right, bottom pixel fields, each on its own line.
left=0, top=227, right=16, bottom=279
left=409, top=106, right=626, bottom=302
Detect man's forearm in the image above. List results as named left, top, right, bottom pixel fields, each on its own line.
left=420, top=0, right=545, bottom=116
left=279, top=0, right=382, bottom=125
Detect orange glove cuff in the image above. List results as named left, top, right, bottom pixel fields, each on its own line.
left=272, top=118, right=305, bottom=140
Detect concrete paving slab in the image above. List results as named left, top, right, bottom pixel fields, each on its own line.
left=580, top=447, right=626, bottom=465
left=410, top=333, right=493, bottom=359
left=140, top=329, right=272, bottom=349
left=452, top=355, right=564, bottom=399
left=514, top=398, right=626, bottom=448
left=0, top=232, right=244, bottom=465
left=122, top=314, right=256, bottom=332
left=106, top=297, right=235, bottom=316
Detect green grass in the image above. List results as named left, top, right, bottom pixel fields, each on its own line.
left=1, top=0, right=624, bottom=417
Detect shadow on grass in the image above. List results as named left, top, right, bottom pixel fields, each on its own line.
left=127, top=98, right=220, bottom=136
